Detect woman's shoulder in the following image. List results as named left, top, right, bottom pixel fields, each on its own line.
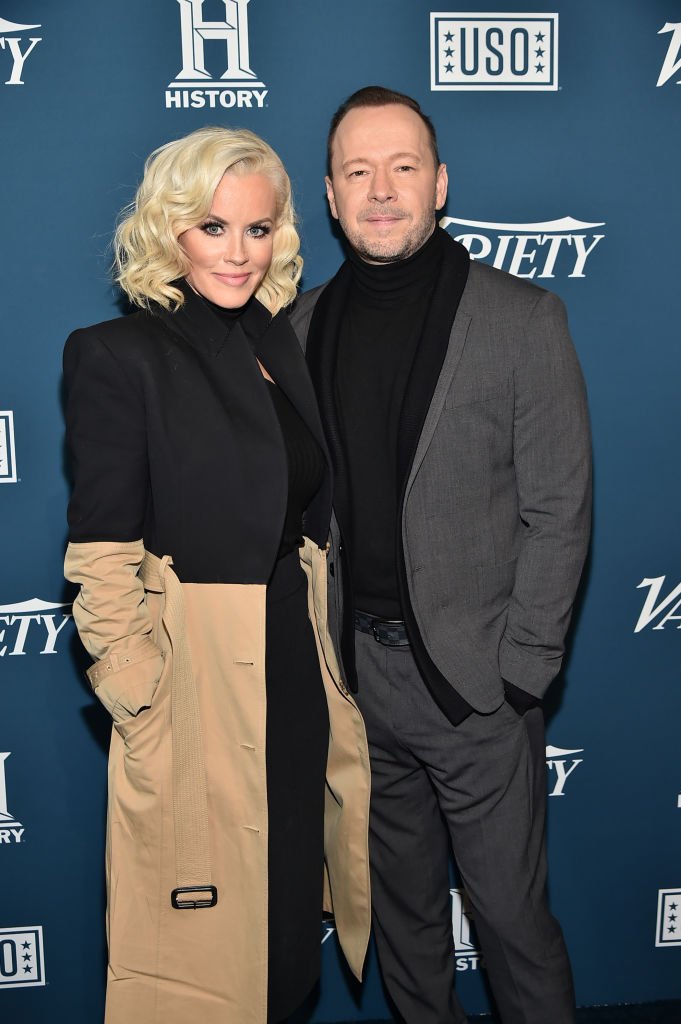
left=64, top=309, right=168, bottom=366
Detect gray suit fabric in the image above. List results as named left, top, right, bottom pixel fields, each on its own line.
left=291, top=259, right=591, bottom=712
left=290, top=257, right=591, bottom=1023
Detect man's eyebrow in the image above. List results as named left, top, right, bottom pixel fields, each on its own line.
left=341, top=151, right=423, bottom=170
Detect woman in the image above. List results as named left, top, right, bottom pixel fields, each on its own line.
left=63, top=126, right=370, bottom=1024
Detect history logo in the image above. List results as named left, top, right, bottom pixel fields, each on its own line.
left=0, top=753, right=25, bottom=845
left=451, top=888, right=483, bottom=971
left=166, top=0, right=268, bottom=110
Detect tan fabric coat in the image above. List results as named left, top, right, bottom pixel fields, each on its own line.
left=65, top=536, right=371, bottom=1024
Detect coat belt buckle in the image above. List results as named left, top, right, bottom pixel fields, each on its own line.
left=171, top=885, right=218, bottom=910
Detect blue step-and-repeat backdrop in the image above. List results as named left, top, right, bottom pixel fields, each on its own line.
left=2, top=0, right=680, bottom=1018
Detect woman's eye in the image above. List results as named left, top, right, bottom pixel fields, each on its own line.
left=247, top=224, right=271, bottom=238
left=201, top=221, right=223, bottom=236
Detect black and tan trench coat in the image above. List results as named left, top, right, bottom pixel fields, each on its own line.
left=63, top=286, right=371, bottom=1024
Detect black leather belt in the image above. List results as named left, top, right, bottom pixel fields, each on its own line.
left=354, top=610, right=410, bottom=647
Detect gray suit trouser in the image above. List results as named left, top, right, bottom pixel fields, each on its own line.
left=354, top=629, right=576, bottom=1024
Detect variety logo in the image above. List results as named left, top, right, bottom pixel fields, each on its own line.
left=450, top=888, right=483, bottom=971
left=0, top=599, right=73, bottom=657
left=656, top=889, right=681, bottom=947
left=0, top=753, right=24, bottom=845
left=166, top=0, right=267, bottom=110
left=635, top=577, right=681, bottom=632
left=0, top=411, right=18, bottom=482
left=657, top=22, right=681, bottom=87
left=440, top=215, right=605, bottom=279
left=431, top=12, right=558, bottom=91
left=546, top=745, right=584, bottom=797
left=0, top=926, right=46, bottom=988
left=0, top=17, right=41, bottom=85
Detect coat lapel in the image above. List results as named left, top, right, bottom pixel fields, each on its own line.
left=397, top=230, right=470, bottom=493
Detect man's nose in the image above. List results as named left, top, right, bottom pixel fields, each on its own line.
left=368, top=168, right=396, bottom=203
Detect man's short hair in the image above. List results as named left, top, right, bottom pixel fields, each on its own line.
left=327, top=85, right=441, bottom=176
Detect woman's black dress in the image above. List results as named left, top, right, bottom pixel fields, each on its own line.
left=206, top=296, right=329, bottom=1022
left=265, top=381, right=329, bottom=1023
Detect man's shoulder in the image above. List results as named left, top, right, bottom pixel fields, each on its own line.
left=288, top=281, right=331, bottom=343
left=463, top=259, right=565, bottom=317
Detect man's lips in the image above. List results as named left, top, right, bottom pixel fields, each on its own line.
left=361, top=214, right=408, bottom=227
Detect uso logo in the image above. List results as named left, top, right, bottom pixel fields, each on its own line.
left=431, top=12, right=558, bottom=90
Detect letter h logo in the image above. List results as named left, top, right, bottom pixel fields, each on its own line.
left=176, top=0, right=257, bottom=82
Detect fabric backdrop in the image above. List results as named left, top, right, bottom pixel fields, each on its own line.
left=1, top=0, right=680, bottom=1018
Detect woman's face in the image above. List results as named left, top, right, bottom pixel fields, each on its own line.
left=180, top=171, right=278, bottom=308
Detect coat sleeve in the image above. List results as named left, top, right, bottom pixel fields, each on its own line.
left=63, top=328, right=164, bottom=723
left=498, top=291, right=592, bottom=699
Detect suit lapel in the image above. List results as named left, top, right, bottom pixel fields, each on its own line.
left=397, top=231, right=471, bottom=493
left=404, top=312, right=472, bottom=502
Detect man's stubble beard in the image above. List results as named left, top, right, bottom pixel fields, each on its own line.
left=338, top=204, right=438, bottom=264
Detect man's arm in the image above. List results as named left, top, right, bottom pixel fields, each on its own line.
left=499, top=290, right=592, bottom=700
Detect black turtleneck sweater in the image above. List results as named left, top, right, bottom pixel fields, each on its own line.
left=336, top=228, right=441, bottom=619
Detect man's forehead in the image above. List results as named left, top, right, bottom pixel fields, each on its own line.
left=334, top=104, right=429, bottom=153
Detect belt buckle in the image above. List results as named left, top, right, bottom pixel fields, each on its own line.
left=371, top=620, right=384, bottom=644
left=171, top=885, right=218, bottom=910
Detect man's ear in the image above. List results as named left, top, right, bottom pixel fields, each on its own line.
left=435, top=163, right=448, bottom=211
left=325, top=175, right=339, bottom=220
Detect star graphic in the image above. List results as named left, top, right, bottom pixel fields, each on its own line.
left=445, top=63, right=454, bottom=73
left=671, top=902, right=678, bottom=910
left=22, top=953, right=32, bottom=961
left=23, top=965, right=32, bottom=974
left=535, top=31, right=545, bottom=42
left=444, top=31, right=454, bottom=41
left=668, top=924, right=677, bottom=933
left=535, top=63, right=545, bottom=73
left=535, top=47, right=545, bottom=58
left=21, top=942, right=31, bottom=949
left=670, top=913, right=677, bottom=922
left=444, top=46, right=454, bottom=57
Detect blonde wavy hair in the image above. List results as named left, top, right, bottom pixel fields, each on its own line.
left=114, top=126, right=302, bottom=314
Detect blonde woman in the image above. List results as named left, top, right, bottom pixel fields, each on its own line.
left=63, top=127, right=370, bottom=1024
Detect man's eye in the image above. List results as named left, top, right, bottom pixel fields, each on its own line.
left=349, top=169, right=367, bottom=178
left=396, top=165, right=415, bottom=172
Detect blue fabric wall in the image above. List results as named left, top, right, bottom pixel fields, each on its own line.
left=1, top=0, right=680, bottom=1017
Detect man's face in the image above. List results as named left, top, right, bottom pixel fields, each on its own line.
left=326, top=104, right=448, bottom=264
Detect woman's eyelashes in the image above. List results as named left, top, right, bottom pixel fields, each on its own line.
left=198, top=221, right=272, bottom=238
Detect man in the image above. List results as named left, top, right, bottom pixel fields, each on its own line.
left=291, top=86, right=591, bottom=1024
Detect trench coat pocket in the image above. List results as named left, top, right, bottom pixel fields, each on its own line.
left=87, top=640, right=164, bottom=725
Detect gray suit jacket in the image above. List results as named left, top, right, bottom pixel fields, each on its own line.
left=290, top=259, right=592, bottom=713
